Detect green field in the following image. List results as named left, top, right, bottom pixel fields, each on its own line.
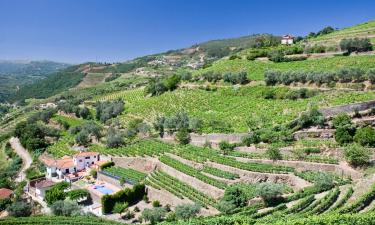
left=194, top=55, right=375, bottom=81
left=93, top=86, right=375, bottom=133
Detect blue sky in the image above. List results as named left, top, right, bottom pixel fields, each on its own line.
left=0, top=0, right=374, bottom=63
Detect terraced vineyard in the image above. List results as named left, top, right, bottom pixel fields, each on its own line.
left=89, top=139, right=174, bottom=156
left=202, top=166, right=239, bottom=180
left=102, top=166, right=147, bottom=184
left=98, top=85, right=375, bottom=132
left=145, top=171, right=217, bottom=208
left=159, top=155, right=227, bottom=189
left=46, top=132, right=76, bottom=157
left=194, top=55, right=375, bottom=80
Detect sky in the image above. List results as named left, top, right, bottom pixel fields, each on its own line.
left=0, top=0, right=375, bottom=64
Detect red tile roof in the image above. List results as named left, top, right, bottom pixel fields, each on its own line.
left=0, top=188, right=13, bottom=199
left=34, top=180, right=56, bottom=189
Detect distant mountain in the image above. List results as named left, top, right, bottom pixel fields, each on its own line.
left=0, top=60, right=71, bottom=102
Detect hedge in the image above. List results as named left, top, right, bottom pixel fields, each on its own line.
left=101, top=183, right=146, bottom=214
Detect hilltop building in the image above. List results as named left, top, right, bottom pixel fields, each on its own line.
left=281, top=35, right=294, bottom=45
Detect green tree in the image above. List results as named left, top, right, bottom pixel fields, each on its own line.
left=113, top=202, right=128, bottom=215
left=45, top=187, right=66, bottom=205
left=141, top=207, right=167, bottom=224
left=255, top=183, right=285, bottom=206
left=332, top=113, right=352, bottom=128
left=266, top=147, right=282, bottom=161
left=7, top=201, right=32, bottom=217
left=314, top=173, right=334, bottom=191
left=354, top=127, right=375, bottom=147
left=51, top=200, right=81, bottom=216
left=335, top=127, right=354, bottom=145
left=175, top=129, right=190, bottom=145
left=344, top=143, right=370, bottom=167
left=175, top=204, right=201, bottom=220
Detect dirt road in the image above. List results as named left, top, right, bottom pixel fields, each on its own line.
left=9, top=137, right=32, bottom=182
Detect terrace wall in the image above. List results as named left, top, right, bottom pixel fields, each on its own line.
left=162, top=133, right=248, bottom=149
left=112, top=157, right=158, bottom=173
left=234, top=158, right=362, bottom=180
left=320, top=100, right=375, bottom=117
left=97, top=171, right=122, bottom=188
left=205, top=161, right=311, bottom=190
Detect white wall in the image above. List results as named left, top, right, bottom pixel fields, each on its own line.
left=74, top=155, right=99, bottom=171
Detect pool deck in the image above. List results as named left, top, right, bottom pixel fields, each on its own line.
left=87, top=181, right=122, bottom=198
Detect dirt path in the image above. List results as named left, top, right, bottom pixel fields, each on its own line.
left=9, top=137, right=32, bottom=182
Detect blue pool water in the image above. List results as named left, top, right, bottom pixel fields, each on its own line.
left=93, top=185, right=114, bottom=195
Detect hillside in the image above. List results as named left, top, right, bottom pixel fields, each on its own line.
left=306, top=19, right=375, bottom=46
left=2, top=18, right=375, bottom=225
left=0, top=60, right=70, bottom=102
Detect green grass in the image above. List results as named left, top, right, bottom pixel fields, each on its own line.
left=104, top=86, right=375, bottom=133
left=51, top=115, right=85, bottom=127
left=194, top=55, right=375, bottom=81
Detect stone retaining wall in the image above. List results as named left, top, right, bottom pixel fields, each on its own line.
left=112, top=157, right=159, bottom=173
left=205, top=161, right=310, bottom=190
left=320, top=100, right=375, bottom=117
left=234, top=158, right=362, bottom=180
left=162, top=133, right=248, bottom=149
left=97, top=171, right=122, bottom=188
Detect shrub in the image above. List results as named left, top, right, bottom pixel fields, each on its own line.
left=354, top=127, right=375, bottom=147
left=268, top=50, right=285, bottom=62
left=152, top=200, right=161, bottom=208
left=175, top=129, right=190, bottom=145
left=314, top=173, right=334, bottom=191
left=51, top=200, right=81, bottom=216
left=217, top=200, right=236, bottom=214
left=107, top=128, right=124, bottom=148
left=100, top=161, right=114, bottom=170
left=219, top=141, right=236, bottom=155
left=367, top=68, right=375, bottom=83
left=95, top=100, right=125, bottom=123
left=75, top=130, right=90, bottom=146
left=340, top=38, right=373, bottom=53
left=266, top=147, right=282, bottom=161
left=113, top=202, right=128, bottom=215
left=141, top=207, right=167, bottom=224
left=66, top=189, right=90, bottom=201
left=241, top=134, right=260, bottom=146
left=221, top=185, right=248, bottom=208
left=7, top=201, right=32, bottom=217
left=335, top=127, right=354, bottom=145
left=255, top=183, right=285, bottom=206
left=175, top=204, right=201, bottom=220
left=332, top=113, right=352, bottom=128
left=45, top=186, right=66, bottom=205
left=344, top=143, right=370, bottom=167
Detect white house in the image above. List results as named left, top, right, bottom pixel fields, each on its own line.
left=73, top=152, right=100, bottom=171
left=281, top=35, right=294, bottom=45
left=40, top=152, right=100, bottom=179
left=29, top=178, right=56, bottom=199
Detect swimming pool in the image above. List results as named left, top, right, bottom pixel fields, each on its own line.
left=93, top=185, right=114, bottom=195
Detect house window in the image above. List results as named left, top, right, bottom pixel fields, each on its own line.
left=85, top=157, right=90, bottom=159
left=79, top=160, right=82, bottom=162
left=65, top=169, right=69, bottom=173
left=92, top=162, right=94, bottom=165
left=94, top=156, right=96, bottom=158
